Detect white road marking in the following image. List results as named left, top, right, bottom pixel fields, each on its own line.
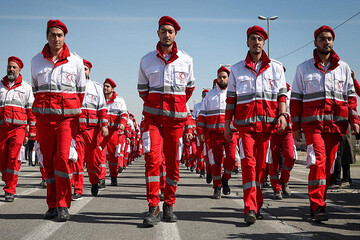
left=156, top=201, right=181, bottom=240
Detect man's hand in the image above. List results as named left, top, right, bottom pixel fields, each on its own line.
left=351, top=123, right=360, bottom=135
left=24, top=136, right=29, bottom=144
left=278, top=115, right=287, bottom=132
left=185, top=133, right=193, bottom=143
left=126, top=137, right=131, bottom=144
left=293, top=130, right=302, bottom=142
left=199, top=134, right=205, bottom=142
left=101, top=126, right=109, bottom=137
left=224, top=120, right=233, bottom=143
left=118, top=124, right=125, bottom=131
left=29, top=132, right=36, bottom=140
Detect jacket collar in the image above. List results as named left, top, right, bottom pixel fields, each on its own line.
left=1, top=74, right=23, bottom=90
left=156, top=41, right=179, bottom=65
left=41, top=43, right=70, bottom=68
left=106, top=91, right=118, bottom=104
left=313, top=49, right=340, bottom=73
left=244, top=50, right=270, bottom=76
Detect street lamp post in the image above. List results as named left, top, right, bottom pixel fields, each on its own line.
left=258, top=15, right=278, bottom=57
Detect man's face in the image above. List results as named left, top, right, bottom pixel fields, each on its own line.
left=84, top=65, right=90, bottom=80
left=103, top=83, right=113, bottom=95
left=247, top=34, right=265, bottom=55
left=7, top=61, right=21, bottom=81
left=314, top=31, right=333, bottom=55
left=157, top=25, right=177, bottom=47
left=217, top=71, right=229, bottom=88
left=46, top=27, right=65, bottom=51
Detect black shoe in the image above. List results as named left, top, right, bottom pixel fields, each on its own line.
left=162, top=204, right=177, bottom=222
left=281, top=181, right=291, bottom=197
left=206, top=174, right=213, bottom=184
left=72, top=193, right=83, bottom=201
left=190, top=166, right=195, bottom=172
left=118, top=166, right=123, bottom=174
left=196, top=170, right=200, bottom=174
left=159, top=192, right=164, bottom=201
left=4, top=192, right=14, bottom=202
left=111, top=176, right=118, bottom=186
left=244, top=210, right=256, bottom=224
left=39, top=180, right=47, bottom=188
left=91, top=184, right=99, bottom=196
left=57, top=207, right=70, bottom=222
left=44, top=208, right=58, bottom=219
left=232, top=168, right=239, bottom=174
left=256, top=210, right=264, bottom=220
left=98, top=179, right=106, bottom=188
left=222, top=179, right=231, bottom=195
left=313, top=206, right=328, bottom=222
left=273, top=190, right=283, bottom=200
left=212, top=186, right=221, bottom=199
left=143, top=206, right=161, bottom=227
left=199, top=170, right=205, bottom=178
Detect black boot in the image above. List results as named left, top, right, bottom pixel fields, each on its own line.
left=118, top=166, right=123, bottom=174
left=222, top=179, right=230, bottom=195
left=98, top=178, right=106, bottom=188
left=212, top=186, right=221, bottom=199
left=143, top=206, right=160, bottom=227
left=111, top=176, right=118, bottom=186
left=57, top=207, right=70, bottom=222
left=206, top=174, right=213, bottom=184
left=44, top=208, right=58, bottom=219
left=244, top=210, right=256, bottom=224
left=4, top=192, right=14, bottom=202
left=91, top=184, right=99, bottom=196
left=162, top=204, right=177, bottom=222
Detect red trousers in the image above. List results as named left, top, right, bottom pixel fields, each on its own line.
left=196, top=138, right=205, bottom=171
left=304, top=132, right=339, bottom=212
left=72, top=127, right=104, bottom=194
left=101, top=129, right=120, bottom=178
left=268, top=131, right=296, bottom=192
left=37, top=117, right=78, bottom=209
left=209, top=131, right=237, bottom=188
left=239, top=132, right=271, bottom=215
left=160, top=151, right=166, bottom=193
left=142, top=116, right=184, bottom=207
left=0, top=126, right=26, bottom=195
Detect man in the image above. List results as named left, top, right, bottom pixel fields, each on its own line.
left=31, top=20, right=86, bottom=221
left=290, top=26, right=359, bottom=222
left=100, top=78, right=128, bottom=187
left=138, top=16, right=195, bottom=227
left=72, top=59, right=109, bottom=200
left=0, top=56, right=36, bottom=202
left=224, top=26, right=287, bottom=224
left=198, top=66, right=238, bottom=199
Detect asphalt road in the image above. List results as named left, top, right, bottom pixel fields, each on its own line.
left=0, top=157, right=359, bottom=240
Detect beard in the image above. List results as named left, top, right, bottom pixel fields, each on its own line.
left=7, top=72, right=18, bottom=81
left=217, top=82, right=228, bottom=90
left=317, top=48, right=331, bottom=55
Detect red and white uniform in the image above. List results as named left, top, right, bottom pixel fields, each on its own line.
left=31, top=43, right=86, bottom=209
left=290, top=50, right=358, bottom=212
left=0, top=75, right=35, bottom=195
left=101, top=92, right=128, bottom=178
left=226, top=51, right=287, bottom=215
left=197, top=83, right=238, bottom=189
left=138, top=41, right=195, bottom=208
left=73, top=79, right=108, bottom=194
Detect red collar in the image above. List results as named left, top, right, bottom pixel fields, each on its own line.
left=244, top=50, right=270, bottom=75
left=106, top=91, right=118, bottom=104
left=313, top=49, right=340, bottom=73
left=156, top=41, right=179, bottom=65
left=1, top=74, right=23, bottom=90
left=41, top=43, right=70, bottom=68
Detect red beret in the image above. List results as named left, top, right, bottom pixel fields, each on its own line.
left=217, top=66, right=230, bottom=75
left=159, top=16, right=181, bottom=31
left=247, top=25, right=268, bottom=40
left=129, top=113, right=134, bottom=117
left=47, top=19, right=68, bottom=35
left=202, top=89, right=209, bottom=94
left=83, top=59, right=93, bottom=69
left=8, top=56, right=24, bottom=69
left=314, top=25, right=335, bottom=40
left=104, top=78, right=117, bottom=88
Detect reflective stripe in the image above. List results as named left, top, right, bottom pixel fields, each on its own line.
left=283, top=166, right=292, bottom=171
left=308, top=179, right=326, bottom=186
left=197, top=122, right=205, bottom=127
left=234, top=116, right=277, bottom=126
left=224, top=169, right=232, bottom=174
left=72, top=171, right=84, bottom=175
left=236, top=92, right=278, bottom=103
left=291, top=92, right=303, bottom=99
left=291, top=116, right=300, bottom=123
left=196, top=158, right=204, bottom=163
left=227, top=91, right=236, bottom=97
left=146, top=176, right=160, bottom=183
left=6, top=169, right=19, bottom=175
left=32, top=107, right=81, bottom=115
left=303, top=91, right=348, bottom=102
left=137, top=84, right=149, bottom=90
left=87, top=169, right=98, bottom=173
left=166, top=177, right=178, bottom=186
left=46, top=177, right=55, bottom=184
left=149, top=85, right=186, bottom=93
left=54, top=170, right=73, bottom=179
left=270, top=175, right=278, bottom=180
left=143, top=106, right=188, bottom=119
left=100, top=164, right=107, bottom=168
left=160, top=172, right=167, bottom=177
left=204, top=109, right=226, bottom=115
left=0, top=99, right=26, bottom=107
left=100, top=119, right=108, bottom=124
left=1, top=118, right=28, bottom=125
left=243, top=181, right=256, bottom=190
left=301, top=115, right=348, bottom=123
left=226, top=104, right=236, bottom=110
left=256, top=181, right=263, bottom=189
left=36, top=84, right=85, bottom=92
left=29, top=121, right=36, bottom=126
left=79, top=118, right=99, bottom=124
left=213, top=175, right=221, bottom=181
left=108, top=162, right=118, bottom=166
left=206, top=123, right=225, bottom=129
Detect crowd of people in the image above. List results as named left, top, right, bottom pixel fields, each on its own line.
left=0, top=16, right=359, bottom=228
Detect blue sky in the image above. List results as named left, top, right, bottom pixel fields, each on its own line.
left=1, top=0, right=360, bottom=121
